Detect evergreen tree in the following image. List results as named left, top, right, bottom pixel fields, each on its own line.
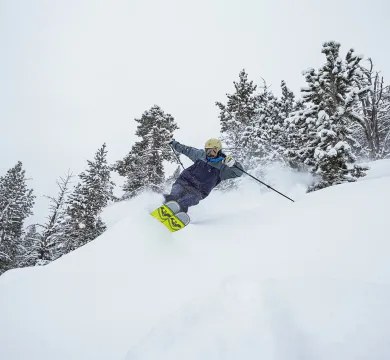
left=35, top=171, right=73, bottom=264
left=286, top=41, right=368, bottom=191
left=116, top=142, right=149, bottom=198
left=115, top=105, right=179, bottom=198
left=17, top=224, right=41, bottom=268
left=239, top=80, right=298, bottom=168
left=216, top=69, right=260, bottom=161
left=0, top=162, right=35, bottom=275
left=63, top=144, right=114, bottom=253
left=279, top=80, right=297, bottom=119
left=243, top=82, right=280, bottom=164
left=275, top=80, right=302, bottom=165
left=217, top=72, right=299, bottom=171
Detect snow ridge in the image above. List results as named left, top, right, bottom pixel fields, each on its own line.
left=0, top=162, right=390, bottom=360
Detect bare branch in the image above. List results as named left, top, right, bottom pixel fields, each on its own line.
left=376, top=76, right=384, bottom=106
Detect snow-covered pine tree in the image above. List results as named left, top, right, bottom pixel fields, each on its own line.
left=284, top=104, right=318, bottom=170
left=217, top=72, right=299, bottom=171
left=17, top=224, right=41, bottom=268
left=246, top=82, right=281, bottom=165
left=279, top=80, right=297, bottom=119
left=63, top=144, right=114, bottom=253
left=35, top=171, right=73, bottom=264
left=351, top=58, right=390, bottom=159
left=216, top=69, right=260, bottom=161
left=258, top=80, right=301, bottom=163
left=115, top=142, right=147, bottom=198
left=0, top=162, right=35, bottom=275
left=275, top=80, right=302, bottom=165
left=286, top=41, right=368, bottom=191
left=240, top=80, right=299, bottom=170
left=115, top=105, right=179, bottom=198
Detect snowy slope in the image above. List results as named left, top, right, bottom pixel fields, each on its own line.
left=1, top=161, right=390, bottom=360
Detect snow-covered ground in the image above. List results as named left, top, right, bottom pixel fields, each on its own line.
left=1, top=161, right=390, bottom=360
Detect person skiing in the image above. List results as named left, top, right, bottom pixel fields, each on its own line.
left=164, top=136, right=244, bottom=213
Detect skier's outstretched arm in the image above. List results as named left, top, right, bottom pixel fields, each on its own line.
left=170, top=140, right=204, bottom=162
left=220, top=156, right=244, bottom=180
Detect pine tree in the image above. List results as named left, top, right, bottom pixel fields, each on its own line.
left=240, top=80, right=298, bottom=169
left=217, top=72, right=299, bottom=171
left=0, top=162, right=35, bottom=275
left=216, top=69, right=260, bottom=161
left=63, top=144, right=114, bottom=253
left=286, top=41, right=368, bottom=191
left=245, top=83, right=280, bottom=164
left=275, top=80, right=302, bottom=165
left=279, top=80, right=297, bottom=119
left=285, top=105, right=317, bottom=169
left=116, top=142, right=149, bottom=198
left=35, top=171, right=73, bottom=263
left=17, top=224, right=41, bottom=268
left=115, top=105, right=179, bottom=198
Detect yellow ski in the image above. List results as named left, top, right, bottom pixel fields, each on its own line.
left=151, top=204, right=175, bottom=223
left=151, top=201, right=190, bottom=232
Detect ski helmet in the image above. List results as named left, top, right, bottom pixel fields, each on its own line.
left=204, top=138, right=222, bottom=152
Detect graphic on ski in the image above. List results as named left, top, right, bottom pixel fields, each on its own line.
left=151, top=201, right=190, bottom=232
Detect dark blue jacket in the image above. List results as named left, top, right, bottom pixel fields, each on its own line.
left=171, top=141, right=244, bottom=197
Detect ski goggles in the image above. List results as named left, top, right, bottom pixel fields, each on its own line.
left=205, top=147, right=219, bottom=157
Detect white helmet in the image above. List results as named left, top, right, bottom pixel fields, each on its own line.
left=204, top=138, right=222, bottom=152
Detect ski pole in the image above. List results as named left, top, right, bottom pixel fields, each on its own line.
left=169, top=144, right=185, bottom=170
left=234, top=165, right=295, bottom=202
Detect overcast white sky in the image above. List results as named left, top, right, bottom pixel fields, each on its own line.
left=1, top=0, right=389, bottom=223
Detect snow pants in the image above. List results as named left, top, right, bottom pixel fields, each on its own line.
left=165, top=179, right=204, bottom=213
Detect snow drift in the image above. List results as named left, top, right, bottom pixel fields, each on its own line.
left=0, top=161, right=390, bottom=360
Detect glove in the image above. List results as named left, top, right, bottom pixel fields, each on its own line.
left=223, top=156, right=235, bottom=167
left=166, top=134, right=174, bottom=144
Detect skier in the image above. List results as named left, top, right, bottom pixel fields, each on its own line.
left=164, top=136, right=244, bottom=213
